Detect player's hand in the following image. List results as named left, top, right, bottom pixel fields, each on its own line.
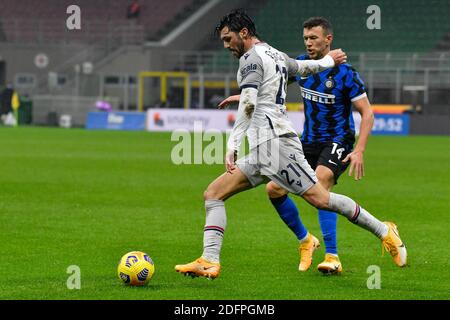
left=342, top=150, right=364, bottom=180
left=218, top=95, right=240, bottom=109
left=225, top=149, right=237, bottom=173
left=328, top=49, right=347, bottom=65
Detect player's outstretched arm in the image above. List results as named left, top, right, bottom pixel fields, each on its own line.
left=286, top=49, right=347, bottom=77
left=218, top=94, right=240, bottom=109
left=218, top=75, right=297, bottom=108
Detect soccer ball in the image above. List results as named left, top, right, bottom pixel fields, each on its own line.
left=117, top=251, right=155, bottom=286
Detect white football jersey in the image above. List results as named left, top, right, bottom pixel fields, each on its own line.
left=236, top=42, right=298, bottom=150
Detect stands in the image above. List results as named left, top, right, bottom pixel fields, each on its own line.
left=0, top=0, right=201, bottom=44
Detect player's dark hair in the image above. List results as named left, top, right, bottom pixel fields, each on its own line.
left=215, top=9, right=259, bottom=38
left=303, top=17, right=333, bottom=35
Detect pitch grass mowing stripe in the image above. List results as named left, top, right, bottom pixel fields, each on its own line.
left=0, top=127, right=449, bottom=299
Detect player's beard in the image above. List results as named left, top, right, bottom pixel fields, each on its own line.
left=232, top=39, right=245, bottom=58
left=308, top=44, right=329, bottom=60
left=307, top=49, right=321, bottom=59
left=314, top=51, right=326, bottom=60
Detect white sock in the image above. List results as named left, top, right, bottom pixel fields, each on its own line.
left=328, top=193, right=388, bottom=239
left=202, top=200, right=227, bottom=263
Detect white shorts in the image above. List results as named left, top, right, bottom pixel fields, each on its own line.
left=236, top=136, right=318, bottom=195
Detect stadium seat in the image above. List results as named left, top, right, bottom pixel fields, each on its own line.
left=251, top=0, right=450, bottom=54
left=0, top=0, right=204, bottom=44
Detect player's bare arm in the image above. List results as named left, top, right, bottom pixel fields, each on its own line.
left=327, top=49, right=347, bottom=65
left=218, top=78, right=298, bottom=109
left=217, top=49, right=346, bottom=109
left=217, top=94, right=240, bottom=109
left=342, top=96, right=374, bottom=180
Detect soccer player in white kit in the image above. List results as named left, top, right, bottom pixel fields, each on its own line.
left=175, top=10, right=406, bottom=279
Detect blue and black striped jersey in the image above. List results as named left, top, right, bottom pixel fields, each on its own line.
left=296, top=54, right=366, bottom=149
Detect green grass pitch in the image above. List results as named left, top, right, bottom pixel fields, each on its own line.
left=0, top=126, right=449, bottom=300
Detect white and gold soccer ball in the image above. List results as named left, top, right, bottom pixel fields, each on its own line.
left=117, top=251, right=155, bottom=286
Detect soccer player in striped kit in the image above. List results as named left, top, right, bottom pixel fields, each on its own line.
left=267, top=17, right=375, bottom=274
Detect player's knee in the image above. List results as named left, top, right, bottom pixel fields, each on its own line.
left=316, top=171, right=335, bottom=190
left=313, top=198, right=329, bottom=210
left=203, top=188, right=215, bottom=201
left=203, top=185, right=223, bottom=201
left=303, top=192, right=329, bottom=210
left=265, top=182, right=286, bottom=199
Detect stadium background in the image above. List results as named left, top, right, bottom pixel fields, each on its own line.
left=1, top=0, right=449, bottom=131
left=0, top=0, right=449, bottom=301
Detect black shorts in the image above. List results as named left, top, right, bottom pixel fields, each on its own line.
left=302, top=141, right=353, bottom=184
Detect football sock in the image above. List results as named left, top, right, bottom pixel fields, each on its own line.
left=270, top=194, right=308, bottom=241
left=202, top=200, right=227, bottom=263
left=318, top=209, right=338, bottom=255
left=328, top=193, right=388, bottom=239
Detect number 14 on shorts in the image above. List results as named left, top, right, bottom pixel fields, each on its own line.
left=331, top=142, right=345, bottom=160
